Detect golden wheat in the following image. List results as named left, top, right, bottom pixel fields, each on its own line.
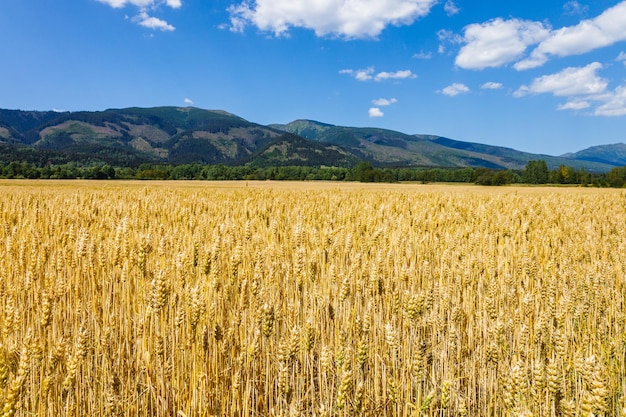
left=0, top=180, right=624, bottom=416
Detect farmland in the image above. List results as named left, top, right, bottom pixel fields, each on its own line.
left=0, top=180, right=625, bottom=416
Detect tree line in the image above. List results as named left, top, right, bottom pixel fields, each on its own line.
left=0, top=159, right=625, bottom=187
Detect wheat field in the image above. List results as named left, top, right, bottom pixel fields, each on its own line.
left=0, top=180, right=625, bottom=416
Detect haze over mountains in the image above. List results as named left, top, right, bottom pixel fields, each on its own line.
left=0, top=106, right=624, bottom=172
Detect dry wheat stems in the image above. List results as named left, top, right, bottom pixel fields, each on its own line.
left=0, top=181, right=624, bottom=416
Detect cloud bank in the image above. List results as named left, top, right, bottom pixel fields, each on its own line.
left=228, top=0, right=438, bottom=39
left=456, top=1, right=626, bottom=70
left=518, top=1, right=626, bottom=70
left=515, top=62, right=626, bottom=116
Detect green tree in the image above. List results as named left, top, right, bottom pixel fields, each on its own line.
left=607, top=167, right=626, bottom=188
left=523, top=160, right=549, bottom=184
left=350, top=162, right=375, bottom=182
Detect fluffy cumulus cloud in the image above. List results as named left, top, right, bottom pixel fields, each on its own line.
left=517, top=62, right=607, bottom=97
left=517, top=1, right=626, bottom=69
left=368, top=98, right=397, bottom=117
left=617, top=51, right=626, bottom=65
left=228, top=0, right=438, bottom=39
left=98, top=0, right=180, bottom=30
left=455, top=18, right=550, bottom=70
left=440, top=83, right=470, bottom=96
left=456, top=2, right=626, bottom=70
left=184, top=98, right=194, bottom=105
left=340, top=68, right=416, bottom=82
left=514, top=62, right=626, bottom=116
left=368, top=107, right=385, bottom=117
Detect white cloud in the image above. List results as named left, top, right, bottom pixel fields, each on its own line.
left=372, top=98, right=397, bottom=106
left=441, top=83, right=470, bottom=96
left=339, top=68, right=373, bottom=81
left=513, top=85, right=530, bottom=98
left=98, top=0, right=149, bottom=7
left=165, top=0, right=182, bottom=8
left=557, top=100, right=590, bottom=110
left=456, top=2, right=626, bottom=70
left=437, top=29, right=456, bottom=41
left=595, top=85, right=626, bottom=116
left=617, top=51, right=626, bottom=65
left=98, top=0, right=180, bottom=30
left=133, top=11, right=175, bottom=31
left=227, top=0, right=438, bottom=39
left=437, top=29, right=462, bottom=54
left=340, top=68, right=416, bottom=82
left=444, top=0, right=460, bottom=16
left=563, top=0, right=589, bottom=16
left=524, top=62, right=607, bottom=96
left=517, top=1, right=626, bottom=69
left=456, top=18, right=550, bottom=70
left=481, top=82, right=503, bottom=90
left=513, top=52, right=548, bottom=71
left=413, top=51, right=432, bottom=59
left=184, top=98, right=194, bottom=105
left=368, top=107, right=385, bottom=117
left=514, top=62, right=626, bottom=116
left=98, top=0, right=181, bottom=8
left=375, top=70, right=416, bottom=81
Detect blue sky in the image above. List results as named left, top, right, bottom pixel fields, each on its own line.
left=1, top=0, right=625, bottom=154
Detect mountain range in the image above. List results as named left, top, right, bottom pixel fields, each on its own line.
left=0, top=106, right=624, bottom=172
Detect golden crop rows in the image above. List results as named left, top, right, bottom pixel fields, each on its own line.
left=0, top=181, right=625, bottom=416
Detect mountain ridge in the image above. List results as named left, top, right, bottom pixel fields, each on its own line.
left=271, top=119, right=619, bottom=171
left=561, top=143, right=626, bottom=167
left=0, top=106, right=622, bottom=172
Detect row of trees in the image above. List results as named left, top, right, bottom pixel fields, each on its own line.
left=1, top=159, right=625, bottom=187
